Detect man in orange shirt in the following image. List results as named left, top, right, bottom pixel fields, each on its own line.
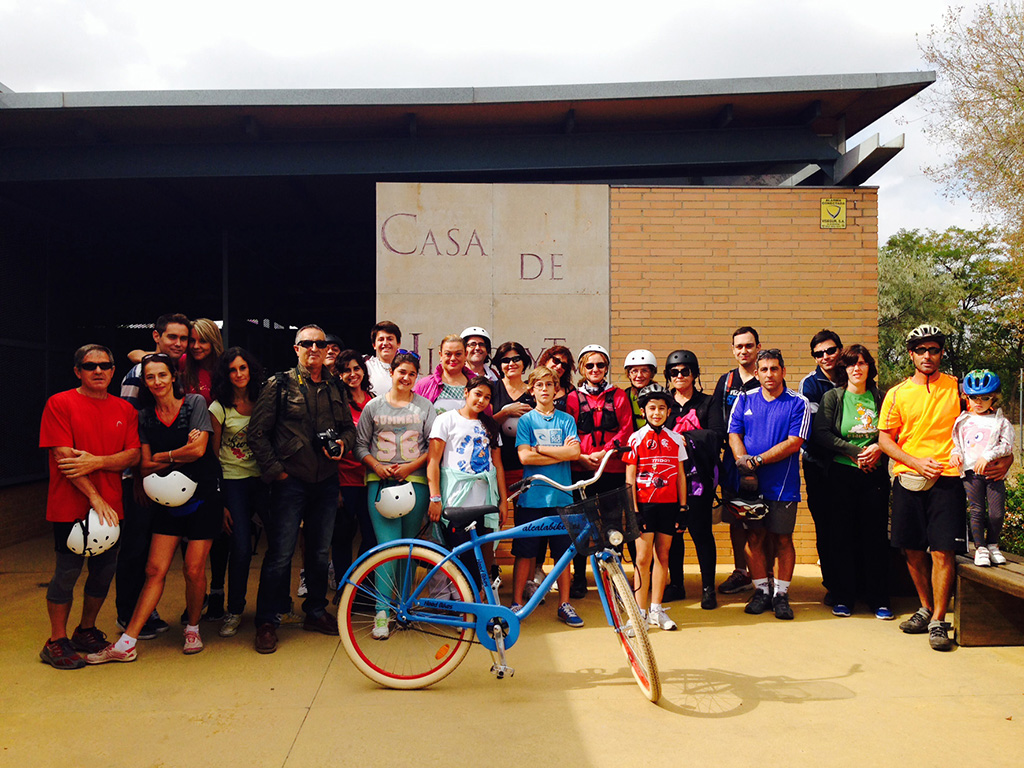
left=879, top=325, right=1012, bottom=651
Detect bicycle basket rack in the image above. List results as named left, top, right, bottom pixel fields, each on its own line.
left=557, top=486, right=640, bottom=556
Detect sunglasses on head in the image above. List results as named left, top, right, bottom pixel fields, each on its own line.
left=669, top=367, right=692, bottom=378
left=812, top=345, right=839, bottom=359
left=79, top=361, right=114, bottom=371
left=584, top=361, right=607, bottom=370
left=500, top=355, right=524, bottom=365
left=296, top=339, right=330, bottom=349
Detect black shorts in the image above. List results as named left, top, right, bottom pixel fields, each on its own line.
left=891, top=476, right=966, bottom=552
left=636, top=502, right=679, bottom=536
left=511, top=506, right=570, bottom=560
left=151, top=495, right=223, bottom=540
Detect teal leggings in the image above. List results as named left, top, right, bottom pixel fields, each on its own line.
left=367, top=481, right=429, bottom=612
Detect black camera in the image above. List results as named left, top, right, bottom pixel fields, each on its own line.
left=317, top=429, right=342, bottom=458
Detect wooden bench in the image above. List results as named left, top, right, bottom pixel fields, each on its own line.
left=954, top=551, right=1024, bottom=646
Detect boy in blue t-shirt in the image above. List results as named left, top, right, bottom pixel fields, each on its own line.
left=512, top=367, right=583, bottom=627
left=728, top=349, right=810, bottom=621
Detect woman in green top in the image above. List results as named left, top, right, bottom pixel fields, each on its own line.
left=810, top=344, right=893, bottom=620
left=208, top=347, right=268, bottom=637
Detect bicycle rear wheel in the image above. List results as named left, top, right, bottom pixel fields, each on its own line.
left=597, top=558, right=661, bottom=703
left=338, top=544, right=476, bottom=689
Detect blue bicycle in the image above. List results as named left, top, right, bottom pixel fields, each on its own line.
left=337, top=452, right=661, bottom=703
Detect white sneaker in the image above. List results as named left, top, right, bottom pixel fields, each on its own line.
left=989, top=545, right=1007, bottom=565
left=372, top=610, right=390, bottom=640
left=623, top=619, right=636, bottom=638
left=974, top=547, right=991, bottom=566
left=648, top=606, right=678, bottom=631
left=219, top=613, right=242, bottom=638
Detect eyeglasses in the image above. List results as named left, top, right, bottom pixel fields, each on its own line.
left=500, top=356, right=523, bottom=365
left=466, top=341, right=487, bottom=349
left=912, top=346, right=942, bottom=356
left=79, top=361, right=114, bottom=371
left=812, top=345, right=839, bottom=359
left=584, top=361, right=607, bottom=371
left=669, top=367, right=692, bottom=378
left=296, top=340, right=330, bottom=349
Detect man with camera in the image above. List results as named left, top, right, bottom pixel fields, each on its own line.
left=248, top=324, right=356, bottom=654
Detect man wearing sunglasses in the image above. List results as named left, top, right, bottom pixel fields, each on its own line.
left=248, top=325, right=357, bottom=653
left=38, top=345, right=141, bottom=669
left=878, top=324, right=1011, bottom=651
left=799, top=329, right=843, bottom=605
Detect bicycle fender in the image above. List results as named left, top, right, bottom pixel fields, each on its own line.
left=473, top=604, right=520, bottom=652
left=339, top=538, right=477, bottom=589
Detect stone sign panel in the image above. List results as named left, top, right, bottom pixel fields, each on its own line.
left=376, top=183, right=610, bottom=372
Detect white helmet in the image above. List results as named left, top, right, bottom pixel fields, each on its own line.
left=66, top=509, right=120, bottom=557
left=460, top=326, right=491, bottom=346
left=375, top=481, right=417, bottom=519
left=578, top=344, right=610, bottom=363
left=143, top=470, right=198, bottom=507
left=623, top=349, right=657, bottom=369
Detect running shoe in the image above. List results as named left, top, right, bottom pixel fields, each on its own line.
left=744, top=589, right=771, bottom=615
left=70, top=626, right=109, bottom=654
left=40, top=638, right=85, bottom=670
left=989, top=545, right=1007, bottom=565
left=875, top=607, right=895, bottom=621
left=832, top=604, right=852, bottom=618
left=719, top=570, right=754, bottom=594
left=974, top=547, right=991, bottom=567
left=183, top=628, right=204, bottom=655
left=929, top=621, right=954, bottom=651
left=85, top=643, right=137, bottom=665
left=773, top=592, right=794, bottom=620
left=558, top=603, right=584, bottom=628
left=220, top=613, right=242, bottom=638
left=899, top=608, right=932, bottom=634
left=648, top=606, right=677, bottom=631
left=372, top=611, right=390, bottom=640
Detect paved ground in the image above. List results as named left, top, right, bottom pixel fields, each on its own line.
left=2, top=534, right=1023, bottom=768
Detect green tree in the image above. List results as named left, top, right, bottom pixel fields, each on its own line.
left=877, top=227, right=1022, bottom=411
left=919, top=2, right=1024, bottom=250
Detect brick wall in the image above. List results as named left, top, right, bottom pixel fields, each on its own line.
left=609, top=186, right=879, bottom=567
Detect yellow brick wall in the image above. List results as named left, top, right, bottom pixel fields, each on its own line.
left=609, top=186, right=879, bottom=567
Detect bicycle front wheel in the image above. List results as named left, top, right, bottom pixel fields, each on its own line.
left=598, top=559, right=661, bottom=703
left=338, top=544, right=476, bottom=689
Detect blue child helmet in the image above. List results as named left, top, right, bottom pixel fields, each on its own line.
left=962, top=369, right=1001, bottom=396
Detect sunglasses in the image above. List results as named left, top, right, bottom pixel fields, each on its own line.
left=396, top=348, right=420, bottom=360
left=500, top=355, right=524, bottom=365
left=968, top=394, right=994, bottom=401
left=296, top=340, right=330, bottom=349
left=912, top=346, right=942, bottom=356
left=79, top=361, right=114, bottom=371
left=584, top=361, right=607, bottom=371
left=812, top=345, right=839, bottom=359
left=669, top=367, right=692, bottom=378
left=550, top=358, right=570, bottom=370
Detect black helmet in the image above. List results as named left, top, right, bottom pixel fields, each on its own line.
left=664, top=349, right=700, bottom=379
left=637, top=383, right=673, bottom=409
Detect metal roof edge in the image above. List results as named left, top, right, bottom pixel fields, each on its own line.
left=0, top=71, right=936, bottom=110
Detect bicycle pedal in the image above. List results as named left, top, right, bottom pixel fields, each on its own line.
left=490, top=663, right=515, bottom=679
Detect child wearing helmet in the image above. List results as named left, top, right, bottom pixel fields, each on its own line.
left=950, top=370, right=1015, bottom=566
left=624, top=385, right=687, bottom=631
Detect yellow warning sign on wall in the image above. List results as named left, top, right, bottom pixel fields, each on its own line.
left=820, top=198, right=846, bottom=229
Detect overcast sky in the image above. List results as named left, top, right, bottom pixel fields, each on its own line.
left=0, top=0, right=988, bottom=242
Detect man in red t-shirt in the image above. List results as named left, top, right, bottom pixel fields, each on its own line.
left=37, top=345, right=140, bottom=669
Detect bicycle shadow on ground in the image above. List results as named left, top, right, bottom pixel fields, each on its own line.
left=566, top=663, right=860, bottom=717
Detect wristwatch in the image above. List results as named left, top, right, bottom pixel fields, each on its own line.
left=429, top=495, right=442, bottom=503
left=751, top=455, right=764, bottom=468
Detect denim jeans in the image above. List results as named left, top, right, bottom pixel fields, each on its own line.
left=255, top=474, right=338, bottom=626
left=222, top=477, right=270, bottom=614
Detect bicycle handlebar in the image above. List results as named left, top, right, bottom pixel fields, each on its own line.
left=509, top=444, right=626, bottom=498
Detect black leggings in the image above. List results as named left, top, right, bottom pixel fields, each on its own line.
left=964, top=471, right=1006, bottom=547
left=668, top=493, right=717, bottom=590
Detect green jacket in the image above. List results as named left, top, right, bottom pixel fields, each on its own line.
left=810, top=384, right=888, bottom=478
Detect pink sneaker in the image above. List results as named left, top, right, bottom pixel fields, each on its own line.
left=183, top=629, right=204, bottom=655
left=85, top=642, right=137, bottom=665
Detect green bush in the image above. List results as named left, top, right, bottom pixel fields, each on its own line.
left=1002, top=475, right=1024, bottom=556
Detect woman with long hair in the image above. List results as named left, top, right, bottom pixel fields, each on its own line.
left=536, top=345, right=574, bottom=411
left=206, top=347, right=268, bottom=636
left=333, top=349, right=377, bottom=583
left=181, top=318, right=224, bottom=406
left=87, top=354, right=221, bottom=662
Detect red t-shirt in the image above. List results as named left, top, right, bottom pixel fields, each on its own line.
left=39, top=389, right=140, bottom=522
left=623, top=425, right=688, bottom=504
